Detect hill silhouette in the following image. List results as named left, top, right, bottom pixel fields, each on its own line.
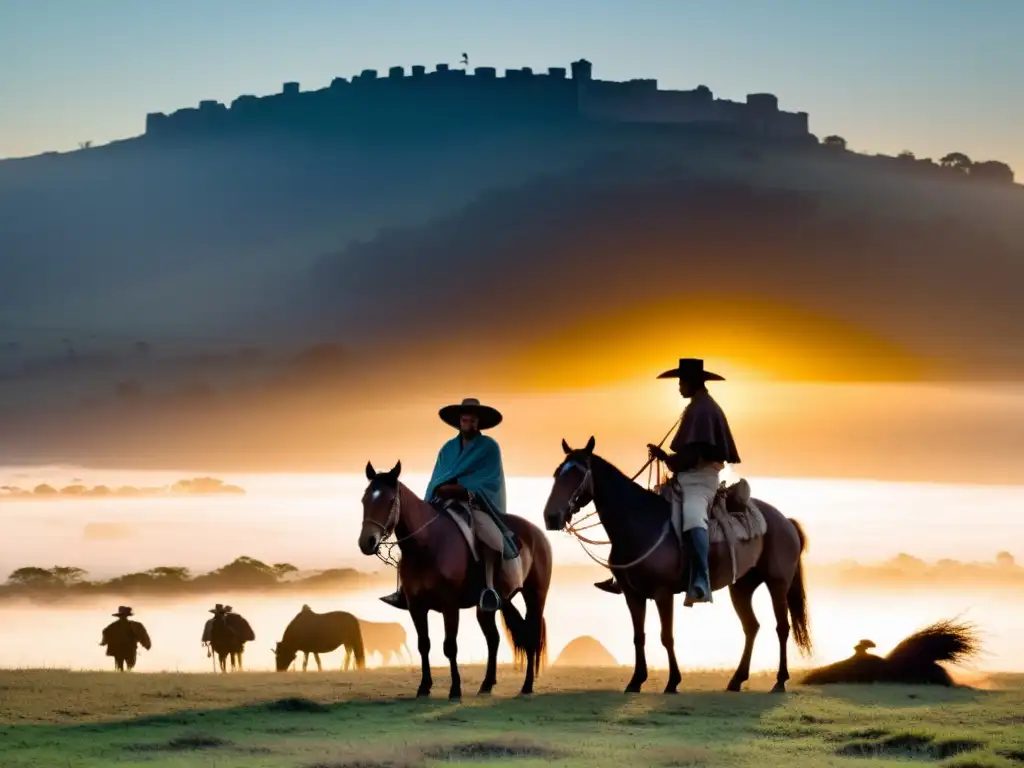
left=1, top=69, right=1022, bottom=479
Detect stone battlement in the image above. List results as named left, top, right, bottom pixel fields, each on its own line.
left=144, top=59, right=809, bottom=140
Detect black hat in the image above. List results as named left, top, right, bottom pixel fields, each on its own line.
left=438, top=397, right=503, bottom=431
left=656, top=358, right=725, bottom=382
left=112, top=606, right=134, bottom=617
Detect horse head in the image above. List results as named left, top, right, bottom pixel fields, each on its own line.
left=272, top=641, right=295, bottom=672
left=544, top=436, right=596, bottom=531
left=358, top=460, right=403, bottom=556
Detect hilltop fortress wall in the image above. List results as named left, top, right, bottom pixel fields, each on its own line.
left=144, top=59, right=809, bottom=141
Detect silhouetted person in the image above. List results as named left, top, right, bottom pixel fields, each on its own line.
left=596, top=359, right=740, bottom=604
left=202, top=603, right=254, bottom=672
left=100, top=606, right=151, bottom=671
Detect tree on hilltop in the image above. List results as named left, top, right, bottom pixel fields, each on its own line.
left=822, top=135, right=847, bottom=150
left=939, top=152, right=972, bottom=173
left=970, top=160, right=1014, bottom=184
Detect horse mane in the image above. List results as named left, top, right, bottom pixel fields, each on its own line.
left=590, top=454, right=669, bottom=524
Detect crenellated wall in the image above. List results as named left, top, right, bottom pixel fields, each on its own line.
left=143, top=59, right=810, bottom=141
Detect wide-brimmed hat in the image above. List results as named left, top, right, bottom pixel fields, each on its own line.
left=112, top=606, right=134, bottom=617
left=439, top=397, right=503, bottom=431
left=854, top=639, right=876, bottom=653
left=209, top=603, right=229, bottom=614
left=656, top=358, right=725, bottom=382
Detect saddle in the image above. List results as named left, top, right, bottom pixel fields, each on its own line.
left=430, top=499, right=523, bottom=563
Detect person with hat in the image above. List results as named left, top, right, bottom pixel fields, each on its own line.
left=379, top=397, right=522, bottom=613
left=594, top=359, right=740, bottom=606
left=100, top=606, right=152, bottom=671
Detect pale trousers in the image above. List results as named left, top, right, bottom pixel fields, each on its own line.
left=470, top=508, right=524, bottom=590
left=670, top=466, right=722, bottom=535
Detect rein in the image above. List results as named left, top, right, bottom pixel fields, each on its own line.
left=560, top=415, right=680, bottom=572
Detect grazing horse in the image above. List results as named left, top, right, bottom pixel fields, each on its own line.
left=354, top=619, right=413, bottom=668
left=357, top=461, right=552, bottom=699
left=801, top=619, right=980, bottom=687
left=202, top=605, right=255, bottom=672
left=544, top=437, right=812, bottom=694
left=274, top=605, right=366, bottom=672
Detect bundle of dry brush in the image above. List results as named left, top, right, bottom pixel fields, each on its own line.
left=801, top=619, right=981, bottom=687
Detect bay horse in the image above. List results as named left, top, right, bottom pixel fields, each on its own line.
left=358, top=461, right=552, bottom=699
left=274, top=605, right=366, bottom=672
left=543, top=437, right=812, bottom=694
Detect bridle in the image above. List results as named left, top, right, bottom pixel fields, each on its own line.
left=561, top=458, right=594, bottom=522
left=362, top=481, right=440, bottom=568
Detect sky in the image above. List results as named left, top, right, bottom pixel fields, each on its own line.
left=1, top=0, right=1023, bottom=171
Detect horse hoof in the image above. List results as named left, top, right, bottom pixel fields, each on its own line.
left=771, top=683, right=787, bottom=694
left=624, top=684, right=642, bottom=694
left=726, top=680, right=743, bottom=692
left=518, top=689, right=534, bottom=697
left=416, top=688, right=431, bottom=698
left=663, top=686, right=679, bottom=695
left=449, top=694, right=462, bottom=702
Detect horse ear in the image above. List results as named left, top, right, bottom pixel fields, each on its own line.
left=561, top=438, right=571, bottom=455
left=365, top=461, right=376, bottom=481
left=392, top=460, right=402, bottom=479
left=585, top=435, right=596, bottom=454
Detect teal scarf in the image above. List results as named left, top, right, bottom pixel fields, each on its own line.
left=425, top=434, right=517, bottom=558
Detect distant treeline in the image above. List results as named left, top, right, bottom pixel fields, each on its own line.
left=811, top=551, right=1023, bottom=587
left=0, top=556, right=389, bottom=603
left=0, top=476, right=245, bottom=500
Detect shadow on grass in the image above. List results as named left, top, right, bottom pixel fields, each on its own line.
left=802, top=681, right=990, bottom=709
left=0, top=689, right=787, bottom=764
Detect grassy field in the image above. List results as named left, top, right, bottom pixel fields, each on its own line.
left=1, top=667, right=1022, bottom=768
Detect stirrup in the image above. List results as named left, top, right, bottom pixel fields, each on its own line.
left=682, top=584, right=713, bottom=607
left=594, top=578, right=623, bottom=595
left=478, top=588, right=501, bottom=613
left=379, top=591, right=409, bottom=611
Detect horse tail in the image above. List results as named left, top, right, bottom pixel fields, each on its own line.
left=344, top=613, right=366, bottom=670
left=501, top=522, right=552, bottom=675
left=787, top=518, right=812, bottom=656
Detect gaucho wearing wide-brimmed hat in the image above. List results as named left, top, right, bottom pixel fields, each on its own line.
left=594, top=359, right=740, bottom=605
left=379, top=397, right=522, bottom=613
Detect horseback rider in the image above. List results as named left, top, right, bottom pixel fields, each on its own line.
left=380, top=397, right=523, bottom=613
left=594, top=358, right=740, bottom=606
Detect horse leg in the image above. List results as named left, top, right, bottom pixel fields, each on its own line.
left=301, top=652, right=309, bottom=672
left=726, top=573, right=762, bottom=692
left=767, top=577, right=792, bottom=693
left=654, top=593, right=681, bottom=693
left=476, top=607, right=500, bottom=695
left=315, top=652, right=322, bottom=672
left=624, top=589, right=649, bottom=693
left=410, top=604, right=433, bottom=697
left=443, top=607, right=462, bottom=701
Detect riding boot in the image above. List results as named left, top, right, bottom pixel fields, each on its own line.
left=594, top=577, right=624, bottom=594
left=479, top=553, right=501, bottom=612
left=379, top=590, right=409, bottom=611
left=682, top=527, right=713, bottom=607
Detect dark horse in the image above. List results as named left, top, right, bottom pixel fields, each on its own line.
left=358, top=461, right=552, bottom=699
left=544, top=437, right=812, bottom=693
left=203, top=607, right=255, bottom=673
left=274, top=605, right=367, bottom=672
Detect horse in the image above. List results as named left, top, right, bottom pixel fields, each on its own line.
left=100, top=618, right=151, bottom=672
left=203, top=609, right=255, bottom=672
left=801, top=619, right=980, bottom=687
left=543, top=437, right=812, bottom=694
left=274, top=605, right=366, bottom=672
left=353, top=619, right=412, bottom=668
left=357, top=461, right=552, bottom=699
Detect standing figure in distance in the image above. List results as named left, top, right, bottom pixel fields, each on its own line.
left=595, top=358, right=740, bottom=606
left=100, top=605, right=152, bottom=671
